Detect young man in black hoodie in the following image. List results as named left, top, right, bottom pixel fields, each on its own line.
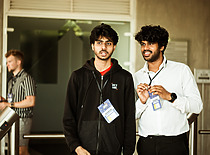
left=63, top=23, right=136, bottom=155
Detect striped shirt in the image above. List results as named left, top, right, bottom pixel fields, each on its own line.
left=7, top=69, right=36, bottom=118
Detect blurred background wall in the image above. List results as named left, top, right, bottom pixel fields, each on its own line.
left=135, top=0, right=210, bottom=70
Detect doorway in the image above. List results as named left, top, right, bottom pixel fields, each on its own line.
left=7, top=17, right=131, bottom=133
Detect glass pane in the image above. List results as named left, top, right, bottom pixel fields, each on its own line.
left=7, top=17, right=130, bottom=132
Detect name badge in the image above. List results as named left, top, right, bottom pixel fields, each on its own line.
left=7, top=93, right=13, bottom=103
left=149, top=92, right=162, bottom=111
left=98, top=99, right=119, bottom=123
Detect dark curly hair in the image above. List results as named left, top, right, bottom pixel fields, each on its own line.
left=135, top=25, right=169, bottom=54
left=90, top=23, right=119, bottom=45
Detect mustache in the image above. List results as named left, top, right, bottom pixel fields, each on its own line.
left=143, top=50, right=152, bottom=54
left=100, top=50, right=108, bottom=53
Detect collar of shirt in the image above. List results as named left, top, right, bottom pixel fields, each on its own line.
left=142, top=55, right=167, bottom=74
left=13, top=69, right=24, bottom=78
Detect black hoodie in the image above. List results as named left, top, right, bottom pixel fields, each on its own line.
left=63, top=58, right=136, bottom=155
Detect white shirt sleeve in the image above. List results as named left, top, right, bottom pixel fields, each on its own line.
left=171, top=65, right=203, bottom=114
left=135, top=98, right=148, bottom=119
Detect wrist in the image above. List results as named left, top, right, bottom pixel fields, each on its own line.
left=75, top=146, right=82, bottom=153
left=10, top=102, right=14, bottom=108
left=169, top=93, right=177, bottom=103
left=140, top=98, right=147, bottom=104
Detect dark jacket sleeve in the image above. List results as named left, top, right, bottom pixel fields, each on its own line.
left=123, top=74, right=136, bottom=155
left=63, top=71, right=81, bottom=153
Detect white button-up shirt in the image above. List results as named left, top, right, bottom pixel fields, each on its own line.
left=134, top=56, right=203, bottom=137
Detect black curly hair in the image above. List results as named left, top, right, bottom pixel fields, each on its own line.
left=90, top=23, right=119, bottom=45
left=135, top=25, right=169, bottom=54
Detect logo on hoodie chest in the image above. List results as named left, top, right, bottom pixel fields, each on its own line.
left=111, top=83, right=118, bottom=90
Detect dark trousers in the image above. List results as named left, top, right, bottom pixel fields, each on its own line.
left=137, top=133, right=189, bottom=155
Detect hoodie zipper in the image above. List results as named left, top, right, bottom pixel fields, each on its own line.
left=92, top=72, right=109, bottom=154
left=96, top=75, right=103, bottom=155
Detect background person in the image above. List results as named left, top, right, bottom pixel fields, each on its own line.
left=0, top=49, right=36, bottom=155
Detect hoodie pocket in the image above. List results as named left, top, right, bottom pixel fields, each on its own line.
left=79, top=121, right=120, bottom=154
left=100, top=122, right=120, bottom=154
left=79, top=121, right=98, bottom=150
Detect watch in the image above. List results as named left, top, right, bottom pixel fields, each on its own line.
left=169, top=93, right=177, bottom=103
left=10, top=103, right=14, bottom=108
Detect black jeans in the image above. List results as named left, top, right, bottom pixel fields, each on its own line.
left=137, top=133, right=189, bottom=155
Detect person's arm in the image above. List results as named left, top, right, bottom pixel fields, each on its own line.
left=133, top=72, right=150, bottom=119
left=63, top=71, right=82, bottom=153
left=0, top=96, right=6, bottom=102
left=11, top=96, right=35, bottom=108
left=149, top=65, right=203, bottom=114
left=171, top=65, right=203, bottom=114
left=0, top=96, right=35, bottom=110
left=0, top=75, right=36, bottom=110
left=123, top=74, right=136, bottom=155
left=135, top=83, right=150, bottom=119
left=17, top=75, right=36, bottom=108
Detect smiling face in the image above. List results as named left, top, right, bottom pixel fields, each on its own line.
left=92, top=36, right=116, bottom=61
left=140, top=41, right=164, bottom=62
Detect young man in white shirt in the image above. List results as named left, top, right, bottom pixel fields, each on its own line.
left=134, top=25, right=203, bottom=155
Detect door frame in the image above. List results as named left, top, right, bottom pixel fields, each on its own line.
left=2, top=0, right=137, bottom=97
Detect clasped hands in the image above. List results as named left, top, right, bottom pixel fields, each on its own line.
left=136, top=83, right=171, bottom=104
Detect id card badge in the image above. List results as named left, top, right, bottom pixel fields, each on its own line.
left=98, top=99, right=119, bottom=123
left=7, top=93, right=13, bottom=103
left=149, top=92, right=162, bottom=111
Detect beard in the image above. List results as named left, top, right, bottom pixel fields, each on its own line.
left=95, top=50, right=114, bottom=61
left=143, top=49, right=161, bottom=62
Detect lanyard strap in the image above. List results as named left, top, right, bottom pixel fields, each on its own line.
left=148, top=66, right=164, bottom=85
left=9, top=77, right=17, bottom=94
left=92, top=71, right=108, bottom=93
left=92, top=71, right=109, bottom=105
left=147, top=59, right=167, bottom=85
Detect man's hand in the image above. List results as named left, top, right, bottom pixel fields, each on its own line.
left=0, top=96, right=6, bottom=102
left=136, top=83, right=150, bottom=104
left=149, top=85, right=171, bottom=100
left=75, top=146, right=91, bottom=155
left=0, top=102, right=9, bottom=110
